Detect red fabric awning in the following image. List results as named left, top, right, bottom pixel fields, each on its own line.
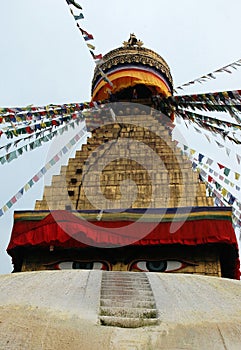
left=7, top=209, right=240, bottom=279
left=8, top=209, right=238, bottom=249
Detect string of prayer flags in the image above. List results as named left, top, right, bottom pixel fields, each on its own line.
left=175, top=109, right=241, bottom=144
left=98, top=67, right=113, bottom=89
left=190, top=161, right=241, bottom=225
left=173, top=89, right=241, bottom=123
left=206, top=176, right=240, bottom=219
left=64, top=1, right=103, bottom=65
left=0, top=111, right=84, bottom=139
left=177, top=143, right=241, bottom=194
left=0, top=117, right=83, bottom=165
left=0, top=124, right=87, bottom=218
left=176, top=108, right=241, bottom=133
left=174, top=89, right=241, bottom=107
left=0, top=101, right=97, bottom=124
left=175, top=58, right=241, bottom=91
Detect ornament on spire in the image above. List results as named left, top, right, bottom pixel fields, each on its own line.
left=123, top=33, right=143, bottom=47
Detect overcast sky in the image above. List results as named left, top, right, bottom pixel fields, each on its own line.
left=0, top=0, right=241, bottom=273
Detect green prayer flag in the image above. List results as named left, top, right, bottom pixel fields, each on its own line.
left=224, top=168, right=230, bottom=176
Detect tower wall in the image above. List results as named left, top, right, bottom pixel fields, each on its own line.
left=35, top=108, right=213, bottom=211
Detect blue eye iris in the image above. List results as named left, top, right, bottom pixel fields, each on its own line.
left=72, top=262, right=93, bottom=269
left=132, top=260, right=185, bottom=272
left=146, top=261, right=167, bottom=272
left=55, top=261, right=108, bottom=270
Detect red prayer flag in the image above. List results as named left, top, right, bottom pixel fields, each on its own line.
left=208, top=175, right=214, bottom=183
left=217, top=163, right=225, bottom=169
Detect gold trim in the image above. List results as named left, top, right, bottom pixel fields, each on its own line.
left=92, top=46, right=173, bottom=91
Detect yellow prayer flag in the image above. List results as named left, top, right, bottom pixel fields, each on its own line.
left=87, top=43, right=95, bottom=50
left=235, top=172, right=240, bottom=180
left=3, top=205, right=8, bottom=212
left=221, top=188, right=228, bottom=197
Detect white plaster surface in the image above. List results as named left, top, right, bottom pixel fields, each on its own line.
left=0, top=271, right=240, bottom=349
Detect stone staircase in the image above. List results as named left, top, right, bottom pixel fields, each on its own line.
left=99, top=272, right=159, bottom=328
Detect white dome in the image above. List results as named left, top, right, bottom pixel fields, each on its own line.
left=0, top=271, right=240, bottom=349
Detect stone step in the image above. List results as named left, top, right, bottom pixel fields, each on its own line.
left=99, top=316, right=159, bottom=328
left=100, top=299, right=156, bottom=309
left=100, top=295, right=155, bottom=303
left=100, top=306, right=158, bottom=319
left=101, top=290, right=154, bottom=297
left=101, top=282, right=151, bottom=288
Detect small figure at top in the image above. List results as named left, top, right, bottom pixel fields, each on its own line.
left=123, top=34, right=143, bottom=47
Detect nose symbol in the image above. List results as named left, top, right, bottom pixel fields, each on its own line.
left=111, top=263, right=128, bottom=271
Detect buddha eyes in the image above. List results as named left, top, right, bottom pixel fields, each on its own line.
left=54, top=261, right=108, bottom=270
left=50, top=259, right=192, bottom=272
left=130, top=260, right=186, bottom=272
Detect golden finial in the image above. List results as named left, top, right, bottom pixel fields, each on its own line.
left=123, top=33, right=143, bottom=47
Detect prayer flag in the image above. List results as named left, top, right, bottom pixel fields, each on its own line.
left=74, top=13, right=84, bottom=20
left=90, top=50, right=102, bottom=60
left=87, top=43, right=95, bottom=50
left=3, top=205, right=8, bottom=212
left=228, top=194, right=236, bottom=205
left=16, top=190, right=23, bottom=200
left=236, top=154, right=241, bottom=164
left=41, top=167, right=47, bottom=175
left=204, top=134, right=211, bottom=142
left=78, top=26, right=94, bottom=40
left=28, top=179, right=34, bottom=187
left=208, top=175, right=213, bottom=183
left=6, top=201, right=12, bottom=209
left=66, top=0, right=82, bottom=10
left=7, top=151, right=17, bottom=162
left=235, top=172, right=240, bottom=180
left=225, top=148, right=231, bottom=156
left=215, top=141, right=224, bottom=148
left=62, top=146, right=68, bottom=154
left=224, top=168, right=230, bottom=176
left=0, top=156, right=6, bottom=165
left=221, top=188, right=228, bottom=197
left=217, top=163, right=225, bottom=169
left=10, top=196, right=17, bottom=204
left=198, top=153, right=204, bottom=163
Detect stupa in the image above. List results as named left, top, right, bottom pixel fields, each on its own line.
left=1, top=35, right=241, bottom=349
left=7, top=35, right=239, bottom=279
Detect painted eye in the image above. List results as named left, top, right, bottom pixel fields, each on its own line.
left=55, top=261, right=108, bottom=270
left=130, top=260, right=185, bottom=272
